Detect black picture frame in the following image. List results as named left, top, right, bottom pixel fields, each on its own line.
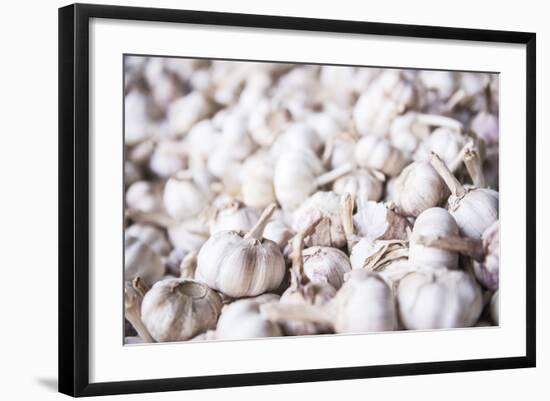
left=58, top=3, right=536, bottom=397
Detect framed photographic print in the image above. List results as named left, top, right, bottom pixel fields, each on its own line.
left=58, top=3, right=536, bottom=397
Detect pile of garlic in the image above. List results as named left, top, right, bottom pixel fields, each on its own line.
left=123, top=56, right=500, bottom=344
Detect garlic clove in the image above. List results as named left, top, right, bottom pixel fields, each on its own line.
left=141, top=278, right=223, bottom=342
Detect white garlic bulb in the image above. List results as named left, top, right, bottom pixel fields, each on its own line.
left=125, top=180, right=163, bottom=214
left=414, top=127, right=466, bottom=168
left=418, top=70, right=456, bottom=100
left=305, top=112, right=342, bottom=143
left=185, top=119, right=221, bottom=163
left=397, top=268, right=483, bottom=329
left=247, top=98, right=290, bottom=147
left=333, top=169, right=384, bottom=203
left=216, top=299, right=282, bottom=339
left=261, top=270, right=397, bottom=333
left=219, top=110, right=256, bottom=160
left=241, top=151, right=276, bottom=208
left=195, top=204, right=286, bottom=297
left=208, top=201, right=260, bottom=235
left=302, top=246, right=351, bottom=289
left=141, top=278, right=223, bottom=342
left=125, top=90, right=151, bottom=145
left=389, top=112, right=431, bottom=156
left=263, top=218, right=294, bottom=250
left=273, top=148, right=351, bottom=211
left=394, top=161, right=447, bottom=217
left=125, top=223, right=170, bottom=256
left=149, top=140, right=188, bottom=178
left=430, top=153, right=498, bottom=239
left=167, top=219, right=208, bottom=253
left=167, top=92, right=212, bottom=138
left=409, top=207, right=460, bottom=269
left=270, top=122, right=322, bottom=158
left=124, top=236, right=164, bottom=287
left=292, top=191, right=346, bottom=248
left=355, top=136, right=408, bottom=177
left=163, top=170, right=212, bottom=220
left=322, top=131, right=356, bottom=169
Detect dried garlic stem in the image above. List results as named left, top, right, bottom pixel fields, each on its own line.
left=444, top=89, right=466, bottom=111
left=464, top=147, right=486, bottom=188
left=416, top=235, right=484, bottom=261
left=124, top=283, right=154, bottom=343
left=125, top=208, right=174, bottom=228
left=416, top=113, right=463, bottom=132
left=430, top=152, right=466, bottom=198
left=290, top=217, right=323, bottom=288
left=260, top=302, right=333, bottom=326
left=315, top=162, right=354, bottom=187
left=180, top=250, right=198, bottom=279
left=132, top=277, right=149, bottom=298
left=339, top=192, right=357, bottom=253
left=244, top=203, right=277, bottom=241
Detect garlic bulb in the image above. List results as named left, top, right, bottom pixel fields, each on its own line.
left=247, top=98, right=290, bottom=147
left=270, top=122, right=323, bottom=158
left=149, top=140, right=188, bottom=178
left=414, top=127, right=466, bottom=168
left=418, top=70, right=456, bottom=100
left=397, top=268, right=483, bottom=329
left=471, top=111, right=498, bottom=147
left=409, top=207, right=460, bottom=269
left=430, top=153, right=498, bottom=239
left=124, top=236, right=164, bottom=287
left=333, top=169, right=384, bottom=202
left=490, top=290, right=499, bottom=324
left=263, top=218, right=294, bottom=250
left=208, top=200, right=260, bottom=235
left=141, top=278, right=223, bottom=342
left=167, top=219, right=209, bottom=253
left=186, top=119, right=221, bottom=164
left=163, top=170, right=212, bottom=220
left=216, top=299, right=282, bottom=339
left=167, top=92, right=212, bottom=138
left=302, top=246, right=351, bottom=289
left=354, top=136, right=408, bottom=177
left=389, top=112, right=431, bottom=155
left=305, top=112, right=342, bottom=143
left=322, top=131, right=357, bottom=169
left=292, top=191, right=347, bottom=248
left=125, top=90, right=152, bottom=146
left=393, top=161, right=447, bottom=217
left=125, top=223, right=170, bottom=256
left=278, top=223, right=338, bottom=335
left=195, top=204, right=286, bottom=297
left=273, top=148, right=351, bottom=211
left=241, top=151, right=276, bottom=208
left=126, top=180, right=163, bottom=214
left=261, top=270, right=397, bottom=333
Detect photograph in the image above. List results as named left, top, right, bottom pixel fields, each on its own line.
left=123, top=56, right=500, bottom=344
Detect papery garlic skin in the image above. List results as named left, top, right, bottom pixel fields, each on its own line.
left=274, top=149, right=325, bottom=211
left=216, top=299, right=282, bottom=339
left=353, top=200, right=409, bottom=242
left=292, top=191, right=346, bottom=248
left=397, top=268, right=483, bottom=330
left=195, top=210, right=286, bottom=297
left=355, top=136, right=408, bottom=177
left=394, top=162, right=447, bottom=217
left=124, top=236, right=165, bottom=287
left=141, top=279, right=223, bottom=342
left=302, top=247, right=352, bottom=290
left=409, top=208, right=460, bottom=269
left=473, top=221, right=499, bottom=290
left=331, top=271, right=397, bottom=333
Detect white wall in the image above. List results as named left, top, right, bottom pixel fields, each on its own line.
left=0, top=0, right=546, bottom=399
